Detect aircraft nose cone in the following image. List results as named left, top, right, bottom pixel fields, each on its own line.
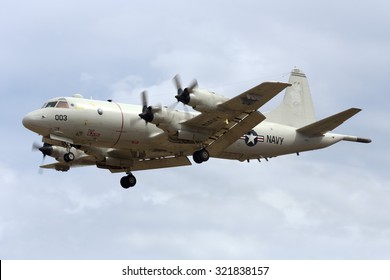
left=22, top=111, right=48, bottom=134
left=22, top=113, right=34, bottom=129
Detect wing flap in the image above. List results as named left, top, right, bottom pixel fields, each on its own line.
left=207, top=111, right=266, bottom=156
left=102, top=156, right=192, bottom=173
left=297, top=108, right=361, bottom=136
left=132, top=156, right=192, bottom=171
left=181, top=111, right=227, bottom=131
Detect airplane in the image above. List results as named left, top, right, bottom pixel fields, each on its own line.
left=22, top=69, right=371, bottom=189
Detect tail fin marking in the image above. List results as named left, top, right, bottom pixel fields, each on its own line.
left=265, top=68, right=316, bottom=127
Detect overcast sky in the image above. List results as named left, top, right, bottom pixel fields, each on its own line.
left=1, top=0, right=389, bottom=259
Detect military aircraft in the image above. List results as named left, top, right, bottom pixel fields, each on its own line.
left=23, top=69, right=371, bottom=189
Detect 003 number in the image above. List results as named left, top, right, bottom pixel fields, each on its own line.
left=55, top=114, right=67, bottom=121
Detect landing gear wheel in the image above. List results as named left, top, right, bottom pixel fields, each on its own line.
left=193, top=149, right=209, bottom=164
left=120, top=174, right=137, bottom=189
left=63, top=152, right=75, bottom=162
left=193, top=152, right=202, bottom=164
left=198, top=149, right=210, bottom=162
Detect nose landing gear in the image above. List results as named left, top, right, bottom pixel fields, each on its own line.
left=63, top=144, right=75, bottom=163
left=63, top=152, right=75, bottom=162
left=120, top=173, right=137, bottom=189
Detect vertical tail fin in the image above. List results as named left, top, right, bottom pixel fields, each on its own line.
left=265, top=69, right=316, bottom=127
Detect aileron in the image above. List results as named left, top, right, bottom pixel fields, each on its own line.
left=219, top=82, right=291, bottom=112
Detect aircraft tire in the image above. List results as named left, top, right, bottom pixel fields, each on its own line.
left=193, top=151, right=202, bottom=164
left=199, top=149, right=210, bottom=162
left=193, top=149, right=209, bottom=164
left=120, top=174, right=137, bottom=189
left=64, top=152, right=75, bottom=162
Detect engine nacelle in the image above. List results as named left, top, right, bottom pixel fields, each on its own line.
left=186, top=89, right=229, bottom=112
left=48, top=146, right=85, bottom=162
left=50, top=146, right=70, bottom=160
left=151, top=107, right=190, bottom=135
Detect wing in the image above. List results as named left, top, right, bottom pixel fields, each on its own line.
left=88, top=147, right=192, bottom=173
left=181, top=81, right=290, bottom=155
left=41, top=146, right=192, bottom=173
left=219, top=81, right=291, bottom=112
left=99, top=155, right=192, bottom=173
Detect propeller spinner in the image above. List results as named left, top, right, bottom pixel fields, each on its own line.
left=32, top=142, right=53, bottom=158
left=138, top=91, right=155, bottom=123
left=173, top=75, right=198, bottom=105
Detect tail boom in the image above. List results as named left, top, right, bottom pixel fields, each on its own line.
left=343, top=135, right=372, bottom=143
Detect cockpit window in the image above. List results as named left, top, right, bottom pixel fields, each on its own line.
left=41, top=100, right=70, bottom=109
left=44, top=101, right=58, bottom=108
left=56, top=101, right=69, bottom=108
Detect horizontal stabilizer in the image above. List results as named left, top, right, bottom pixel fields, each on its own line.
left=296, top=108, right=361, bottom=137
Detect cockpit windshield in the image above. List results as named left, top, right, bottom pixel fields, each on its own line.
left=56, top=101, right=69, bottom=108
left=42, top=99, right=69, bottom=109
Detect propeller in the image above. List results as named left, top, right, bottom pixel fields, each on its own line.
left=32, top=142, right=53, bottom=158
left=32, top=142, right=53, bottom=174
left=173, top=75, right=198, bottom=104
left=138, top=91, right=155, bottom=123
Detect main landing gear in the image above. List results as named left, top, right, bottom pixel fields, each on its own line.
left=119, top=149, right=209, bottom=189
left=120, top=173, right=137, bottom=189
left=193, top=149, right=209, bottom=164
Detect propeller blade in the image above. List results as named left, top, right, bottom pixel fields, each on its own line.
left=32, top=142, right=53, bottom=157
left=32, top=142, right=52, bottom=174
left=187, top=79, right=198, bottom=92
left=32, top=142, right=41, bottom=151
left=173, top=75, right=182, bottom=93
left=38, top=157, right=45, bottom=174
left=39, top=144, right=53, bottom=157
left=141, top=90, right=148, bottom=108
left=138, top=91, right=154, bottom=123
